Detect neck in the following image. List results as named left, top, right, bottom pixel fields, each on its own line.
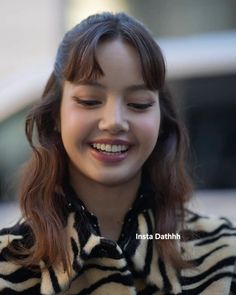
left=69, top=167, right=141, bottom=223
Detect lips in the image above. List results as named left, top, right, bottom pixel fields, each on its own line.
left=88, top=139, right=133, bottom=163
left=89, top=139, right=132, bottom=145
left=89, top=139, right=132, bottom=153
left=91, top=143, right=129, bottom=153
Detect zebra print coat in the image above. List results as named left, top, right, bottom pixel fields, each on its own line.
left=0, top=188, right=236, bottom=294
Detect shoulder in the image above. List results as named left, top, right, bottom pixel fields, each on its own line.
left=181, top=210, right=236, bottom=293
left=0, top=221, right=41, bottom=294
left=183, top=209, right=236, bottom=250
left=184, top=209, right=236, bottom=236
left=0, top=219, right=26, bottom=236
left=0, top=220, right=33, bottom=251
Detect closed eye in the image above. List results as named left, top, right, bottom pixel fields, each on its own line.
left=72, top=96, right=101, bottom=106
left=128, top=103, right=154, bottom=110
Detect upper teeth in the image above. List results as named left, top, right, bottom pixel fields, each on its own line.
left=92, top=143, right=129, bottom=153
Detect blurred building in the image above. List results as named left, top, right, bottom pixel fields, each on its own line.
left=0, top=0, right=236, bottom=200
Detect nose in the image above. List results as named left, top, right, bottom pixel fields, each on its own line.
left=98, top=99, right=129, bottom=134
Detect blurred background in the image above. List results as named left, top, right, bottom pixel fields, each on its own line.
left=0, top=0, right=236, bottom=226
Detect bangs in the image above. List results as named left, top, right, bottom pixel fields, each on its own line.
left=58, top=13, right=165, bottom=90
left=129, top=36, right=165, bottom=90
left=62, top=36, right=104, bottom=83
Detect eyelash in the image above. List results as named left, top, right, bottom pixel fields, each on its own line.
left=127, top=103, right=153, bottom=110
left=73, top=97, right=101, bottom=106
left=73, top=97, right=153, bottom=110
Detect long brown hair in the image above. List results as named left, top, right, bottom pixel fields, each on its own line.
left=14, top=12, right=192, bottom=273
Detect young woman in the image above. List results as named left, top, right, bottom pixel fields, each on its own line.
left=0, top=12, right=235, bottom=295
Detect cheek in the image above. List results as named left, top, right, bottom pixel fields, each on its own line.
left=61, top=106, right=88, bottom=134
left=135, top=114, right=161, bottom=145
left=60, top=108, right=89, bottom=148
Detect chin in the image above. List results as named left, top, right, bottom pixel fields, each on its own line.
left=94, top=177, right=128, bottom=187
left=91, top=171, right=139, bottom=187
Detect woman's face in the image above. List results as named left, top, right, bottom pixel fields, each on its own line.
left=60, top=39, right=161, bottom=186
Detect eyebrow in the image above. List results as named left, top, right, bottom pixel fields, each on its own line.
left=76, top=80, right=150, bottom=92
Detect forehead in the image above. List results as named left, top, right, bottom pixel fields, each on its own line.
left=95, top=39, right=144, bottom=87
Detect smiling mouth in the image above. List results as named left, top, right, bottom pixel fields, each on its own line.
left=90, top=143, right=129, bottom=154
